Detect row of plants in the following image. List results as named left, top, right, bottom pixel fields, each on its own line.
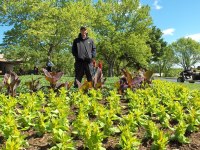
left=0, top=61, right=107, bottom=96
left=0, top=79, right=200, bottom=149
left=0, top=61, right=153, bottom=96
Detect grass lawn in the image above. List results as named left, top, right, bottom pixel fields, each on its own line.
left=179, top=82, right=200, bottom=90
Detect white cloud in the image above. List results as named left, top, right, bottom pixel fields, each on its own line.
left=185, top=33, right=200, bottom=42
left=162, top=28, right=175, bottom=36
left=153, top=0, right=162, bottom=10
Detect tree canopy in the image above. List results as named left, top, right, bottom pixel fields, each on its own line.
left=170, top=37, right=200, bottom=70
left=0, top=0, right=169, bottom=76
left=94, top=0, right=152, bottom=76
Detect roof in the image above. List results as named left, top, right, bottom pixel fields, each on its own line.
left=0, top=54, right=23, bottom=64
left=0, top=54, right=6, bottom=61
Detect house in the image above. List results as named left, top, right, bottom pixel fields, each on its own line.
left=0, top=54, right=23, bottom=74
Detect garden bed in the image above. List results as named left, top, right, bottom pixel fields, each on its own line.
left=0, top=80, right=200, bottom=149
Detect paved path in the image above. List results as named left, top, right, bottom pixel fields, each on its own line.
left=153, top=77, right=200, bottom=84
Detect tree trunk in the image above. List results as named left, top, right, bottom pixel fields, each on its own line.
left=48, top=44, right=54, bottom=59
left=158, top=63, right=162, bottom=77
left=108, top=62, right=114, bottom=77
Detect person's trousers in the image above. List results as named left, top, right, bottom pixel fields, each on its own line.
left=74, top=61, right=93, bottom=88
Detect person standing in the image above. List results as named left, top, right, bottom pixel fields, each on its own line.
left=46, top=57, right=54, bottom=72
left=34, top=66, right=39, bottom=75
left=72, top=26, right=96, bottom=87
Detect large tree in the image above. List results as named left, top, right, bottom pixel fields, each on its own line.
left=170, top=37, right=200, bottom=70
left=94, top=0, right=152, bottom=76
left=0, top=0, right=154, bottom=76
left=0, top=0, right=96, bottom=71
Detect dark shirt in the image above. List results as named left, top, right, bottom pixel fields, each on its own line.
left=72, top=33, right=96, bottom=62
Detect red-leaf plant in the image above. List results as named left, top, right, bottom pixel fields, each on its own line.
left=1, top=71, right=21, bottom=96
left=116, top=69, right=153, bottom=94
left=76, top=61, right=106, bottom=92
left=92, top=61, right=106, bottom=89
left=25, top=77, right=42, bottom=93
left=42, top=68, right=73, bottom=92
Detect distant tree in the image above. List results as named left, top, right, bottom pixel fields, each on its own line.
left=157, top=46, right=178, bottom=76
left=170, top=38, right=200, bottom=70
left=147, top=26, right=167, bottom=62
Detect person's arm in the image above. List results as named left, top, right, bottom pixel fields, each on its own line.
left=91, top=40, right=96, bottom=58
left=72, top=39, right=77, bottom=57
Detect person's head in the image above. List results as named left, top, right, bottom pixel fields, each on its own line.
left=80, top=26, right=87, bottom=39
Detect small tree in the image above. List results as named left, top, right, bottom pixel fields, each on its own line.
left=170, top=38, right=200, bottom=70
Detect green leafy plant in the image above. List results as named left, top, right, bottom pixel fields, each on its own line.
left=144, top=120, right=159, bottom=139
left=0, top=115, right=18, bottom=139
left=185, top=108, right=200, bottom=132
left=151, top=130, right=169, bottom=150
left=122, top=112, right=138, bottom=132
left=4, top=131, right=28, bottom=150
left=97, top=108, right=120, bottom=136
left=73, top=109, right=105, bottom=150
left=155, top=105, right=171, bottom=128
left=84, top=122, right=105, bottom=150
left=51, top=128, right=75, bottom=150
left=34, top=111, right=50, bottom=136
left=170, top=102, right=185, bottom=122
left=16, top=108, right=37, bottom=130
left=25, top=76, right=42, bottom=93
left=106, top=90, right=121, bottom=114
left=119, top=125, right=141, bottom=150
left=171, top=120, right=190, bottom=144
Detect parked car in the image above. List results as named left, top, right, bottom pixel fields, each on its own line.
left=177, top=67, right=200, bottom=83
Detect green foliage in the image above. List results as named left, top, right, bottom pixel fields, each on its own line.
left=185, top=108, right=200, bottom=132
left=1, top=0, right=96, bottom=74
left=171, top=120, right=190, bottom=144
left=0, top=76, right=200, bottom=149
left=164, top=68, right=182, bottom=77
left=95, top=0, right=152, bottom=76
left=25, top=76, right=41, bottom=93
left=106, top=90, right=121, bottom=114
left=119, top=125, right=141, bottom=150
left=151, top=130, right=169, bottom=150
left=73, top=110, right=105, bottom=150
left=147, top=26, right=167, bottom=62
left=170, top=37, right=200, bottom=69
left=51, top=129, right=75, bottom=150
left=0, top=0, right=172, bottom=76
left=152, top=46, right=178, bottom=77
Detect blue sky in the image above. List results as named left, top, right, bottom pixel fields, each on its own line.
left=1, top=0, right=200, bottom=44
left=141, top=0, right=200, bottom=44
left=0, top=25, right=12, bottom=44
